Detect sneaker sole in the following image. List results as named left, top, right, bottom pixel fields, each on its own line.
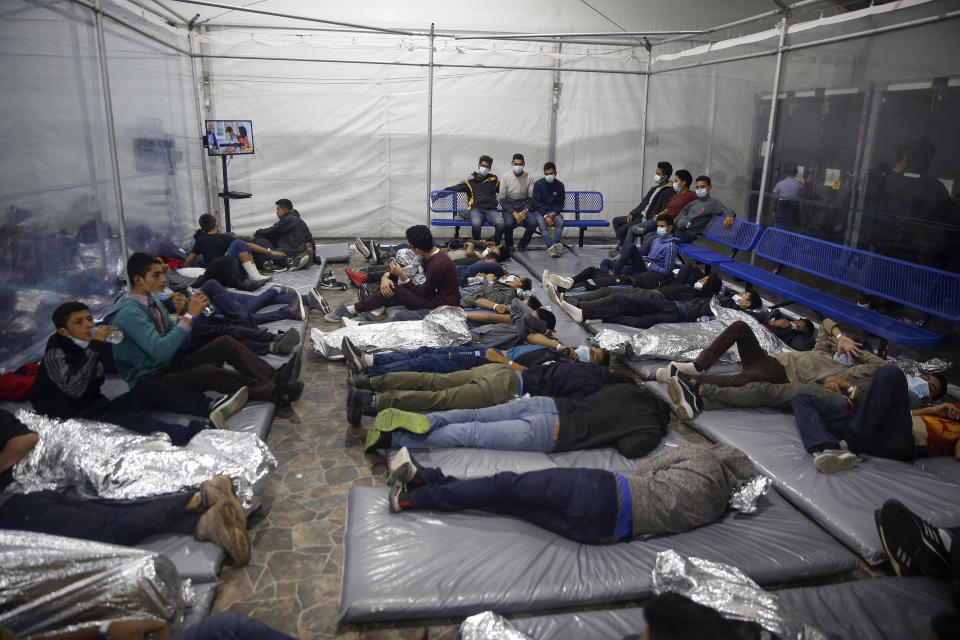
left=274, top=329, right=301, bottom=355
left=374, top=408, right=431, bottom=434
left=363, top=427, right=382, bottom=451
left=666, top=378, right=694, bottom=420
left=309, top=290, right=331, bottom=315
left=387, top=447, right=416, bottom=485
left=355, top=238, right=371, bottom=258
left=209, top=387, right=249, bottom=428
left=814, top=453, right=858, bottom=473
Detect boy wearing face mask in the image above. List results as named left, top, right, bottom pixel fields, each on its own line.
left=673, top=175, right=736, bottom=243
left=624, top=169, right=698, bottom=252
left=498, top=153, right=535, bottom=248
left=31, top=302, right=248, bottom=445
left=612, top=161, right=674, bottom=252
left=444, top=154, right=504, bottom=243
left=522, top=162, right=567, bottom=256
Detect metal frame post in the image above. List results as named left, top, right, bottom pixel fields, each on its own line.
left=188, top=28, right=215, bottom=217
left=637, top=52, right=652, bottom=196
left=754, top=18, right=788, bottom=229
left=548, top=43, right=561, bottom=162
left=426, top=23, right=435, bottom=226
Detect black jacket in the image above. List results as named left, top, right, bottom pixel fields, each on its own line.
left=520, top=361, right=610, bottom=399
left=554, top=384, right=669, bottom=458
left=629, top=184, right=674, bottom=221
left=32, top=333, right=111, bottom=419
left=446, top=172, right=500, bottom=211
left=254, top=209, right=315, bottom=255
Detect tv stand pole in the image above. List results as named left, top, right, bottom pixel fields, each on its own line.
left=217, top=154, right=252, bottom=232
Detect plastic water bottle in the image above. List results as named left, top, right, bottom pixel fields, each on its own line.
left=186, top=287, right=215, bottom=316
left=697, top=316, right=711, bottom=323
left=105, top=330, right=124, bottom=344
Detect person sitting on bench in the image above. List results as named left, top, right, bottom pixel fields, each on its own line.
left=611, top=161, right=674, bottom=252
left=105, top=253, right=303, bottom=405
left=658, top=318, right=886, bottom=388
left=31, top=302, right=248, bottom=445
left=184, top=213, right=272, bottom=288
left=246, top=198, right=314, bottom=271
left=623, top=168, right=698, bottom=252
left=788, top=363, right=959, bottom=472
left=363, top=381, right=668, bottom=456
left=519, top=161, right=566, bottom=256
left=346, top=357, right=623, bottom=425
left=326, top=225, right=459, bottom=323
left=673, top=175, right=736, bottom=243
left=443, top=154, right=504, bottom=243
left=498, top=153, right=535, bottom=248
left=0, top=409, right=251, bottom=565
left=385, top=442, right=756, bottom=545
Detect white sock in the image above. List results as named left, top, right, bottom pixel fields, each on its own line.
left=346, top=304, right=356, bottom=313
left=242, top=260, right=262, bottom=280
left=361, top=353, right=374, bottom=367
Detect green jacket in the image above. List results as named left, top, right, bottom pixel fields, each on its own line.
left=103, top=295, right=191, bottom=387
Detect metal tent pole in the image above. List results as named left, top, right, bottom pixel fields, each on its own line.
left=754, top=18, right=787, bottom=231
left=426, top=23, right=435, bottom=226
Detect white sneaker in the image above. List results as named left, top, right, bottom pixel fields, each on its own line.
left=544, top=282, right=562, bottom=306
left=354, top=237, right=371, bottom=258
left=209, top=386, right=249, bottom=429
left=561, top=300, right=583, bottom=324
left=668, top=360, right=700, bottom=376
left=814, top=449, right=860, bottom=473
left=541, top=269, right=550, bottom=289
left=548, top=243, right=564, bottom=257
left=546, top=273, right=574, bottom=289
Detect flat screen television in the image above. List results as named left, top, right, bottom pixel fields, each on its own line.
left=203, top=119, right=254, bottom=156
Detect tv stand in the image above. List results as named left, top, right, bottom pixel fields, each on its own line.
left=217, top=154, right=251, bottom=232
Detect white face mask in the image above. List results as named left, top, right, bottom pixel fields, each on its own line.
left=693, top=281, right=704, bottom=290
left=732, top=294, right=743, bottom=304
left=656, top=226, right=667, bottom=237
left=499, top=274, right=520, bottom=284
left=695, top=188, right=708, bottom=198
left=672, top=182, right=681, bottom=192
left=513, top=166, right=524, bottom=175
left=654, top=173, right=663, bottom=184
left=478, top=166, right=490, bottom=176
left=545, top=174, right=556, bottom=183
left=575, top=345, right=591, bottom=362
left=481, top=248, right=490, bottom=258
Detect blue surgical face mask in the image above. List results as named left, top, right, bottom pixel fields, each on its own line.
left=545, top=174, right=556, bottom=183
left=693, top=281, right=704, bottom=290
left=653, top=173, right=663, bottom=184
left=575, top=345, right=591, bottom=362
left=673, top=182, right=681, bottom=192
left=833, top=352, right=853, bottom=366
left=790, top=321, right=799, bottom=331
left=71, top=338, right=90, bottom=349
left=732, top=294, right=743, bottom=305
left=695, top=188, right=709, bottom=198
left=656, top=226, right=667, bottom=237
left=907, top=377, right=930, bottom=399
left=478, top=166, right=490, bottom=176
left=152, top=289, right=172, bottom=301
left=513, top=165, right=524, bottom=175
left=499, top=274, right=520, bottom=284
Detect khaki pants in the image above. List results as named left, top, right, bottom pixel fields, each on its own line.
left=371, top=363, right=519, bottom=412
left=701, top=381, right=849, bottom=412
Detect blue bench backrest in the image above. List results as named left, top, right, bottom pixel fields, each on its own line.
left=702, top=216, right=763, bottom=252
left=755, top=228, right=960, bottom=321
left=429, top=190, right=603, bottom=214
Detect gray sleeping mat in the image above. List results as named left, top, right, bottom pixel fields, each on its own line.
left=340, top=449, right=857, bottom=623
left=513, top=576, right=955, bottom=640
left=314, top=242, right=350, bottom=262
left=511, top=244, right=613, bottom=280
left=246, top=263, right=324, bottom=296
left=645, top=381, right=960, bottom=565
left=914, top=455, right=960, bottom=485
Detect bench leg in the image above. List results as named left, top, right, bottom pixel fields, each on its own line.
left=579, top=228, right=585, bottom=248
left=454, top=225, right=461, bottom=239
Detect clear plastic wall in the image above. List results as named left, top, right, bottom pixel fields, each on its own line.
left=0, top=0, right=200, bottom=370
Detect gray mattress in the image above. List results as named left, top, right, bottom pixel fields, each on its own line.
left=645, top=381, right=960, bottom=565
left=511, top=245, right=613, bottom=279
left=507, top=263, right=594, bottom=349
left=181, top=581, right=220, bottom=630
left=246, top=263, right=324, bottom=296
left=314, top=242, right=350, bottom=262
left=914, top=455, right=960, bottom=485
left=512, top=576, right=955, bottom=640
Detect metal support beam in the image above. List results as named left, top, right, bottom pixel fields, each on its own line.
left=454, top=30, right=705, bottom=40
left=754, top=19, right=788, bottom=231
left=548, top=43, right=561, bottom=162
left=426, top=23, right=435, bottom=226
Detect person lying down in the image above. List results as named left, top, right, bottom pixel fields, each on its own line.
left=385, top=443, right=757, bottom=544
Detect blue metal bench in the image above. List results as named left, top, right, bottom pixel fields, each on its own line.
left=429, top=190, right=606, bottom=247
left=678, top=216, right=763, bottom=268
left=719, top=228, right=958, bottom=349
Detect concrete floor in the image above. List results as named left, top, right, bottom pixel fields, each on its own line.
left=209, top=245, right=882, bottom=639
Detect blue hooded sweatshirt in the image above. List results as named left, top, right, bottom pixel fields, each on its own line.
left=103, top=295, right=191, bottom=387
left=642, top=234, right=681, bottom=273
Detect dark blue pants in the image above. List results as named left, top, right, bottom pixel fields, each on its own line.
left=95, top=379, right=210, bottom=445
left=368, top=346, right=488, bottom=376
left=172, top=612, right=296, bottom=640
left=411, top=467, right=620, bottom=544
left=791, top=364, right=915, bottom=460
left=608, top=243, right=648, bottom=276
left=612, top=215, right=634, bottom=244
left=200, top=280, right=289, bottom=327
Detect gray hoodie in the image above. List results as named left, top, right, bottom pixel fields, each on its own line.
left=627, top=444, right=755, bottom=537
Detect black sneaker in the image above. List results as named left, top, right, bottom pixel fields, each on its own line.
left=371, top=242, right=383, bottom=264
left=271, top=329, right=300, bottom=355
left=308, top=289, right=331, bottom=314
left=348, top=374, right=371, bottom=390
left=341, top=337, right=365, bottom=377
left=276, top=351, right=302, bottom=385
left=387, top=447, right=426, bottom=488
left=275, top=381, right=304, bottom=405
left=347, top=386, right=377, bottom=425
left=286, top=292, right=305, bottom=321
left=389, top=483, right=413, bottom=513
left=668, top=371, right=702, bottom=420
left=875, top=499, right=952, bottom=579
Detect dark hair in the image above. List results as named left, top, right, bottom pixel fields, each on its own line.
left=275, top=198, right=293, bottom=211
left=599, top=349, right=611, bottom=366
left=536, top=308, right=557, bottom=330
left=544, top=161, right=557, bottom=173
left=675, top=169, right=693, bottom=187
left=512, top=153, right=525, bottom=163
left=657, top=161, right=673, bottom=178
left=929, top=372, right=949, bottom=399
left=238, top=125, right=247, bottom=137
left=797, top=318, right=813, bottom=333
left=479, top=154, right=493, bottom=166
left=744, top=290, right=763, bottom=310
left=127, top=252, right=162, bottom=287
left=655, top=213, right=674, bottom=226
left=695, top=175, right=712, bottom=186
left=896, top=139, right=935, bottom=172
left=645, top=593, right=763, bottom=640
left=405, top=224, right=434, bottom=252
left=53, top=301, right=89, bottom=329
left=195, top=213, right=218, bottom=239
left=498, top=245, right=511, bottom=261
left=527, top=295, right=542, bottom=310
left=519, top=278, right=532, bottom=291
left=225, top=126, right=233, bottom=133
left=783, top=161, right=798, bottom=176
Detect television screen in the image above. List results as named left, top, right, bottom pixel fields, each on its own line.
left=204, top=120, right=254, bottom=156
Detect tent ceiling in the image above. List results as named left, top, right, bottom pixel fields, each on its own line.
left=162, top=0, right=780, bottom=36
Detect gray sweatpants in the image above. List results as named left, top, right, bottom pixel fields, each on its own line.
left=700, top=381, right=849, bottom=413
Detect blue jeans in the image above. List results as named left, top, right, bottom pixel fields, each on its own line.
left=200, top=280, right=289, bottom=327
left=392, top=396, right=560, bottom=451
left=410, top=466, right=620, bottom=544
left=384, top=307, right=433, bottom=322
left=369, top=346, right=489, bottom=376
left=791, top=364, right=915, bottom=460
left=520, top=212, right=565, bottom=248
left=469, top=208, right=505, bottom=243
left=602, top=243, right=648, bottom=276
left=224, top=238, right=250, bottom=276
left=172, top=612, right=296, bottom=640
left=623, top=220, right=656, bottom=248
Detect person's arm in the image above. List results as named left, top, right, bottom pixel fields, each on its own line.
left=472, top=298, right=509, bottom=312
left=912, top=403, right=960, bottom=420
left=526, top=332, right=564, bottom=351
left=0, top=432, right=39, bottom=475
left=483, top=347, right=528, bottom=371
left=246, top=242, right=285, bottom=258
left=823, top=375, right=854, bottom=393
left=183, top=252, right=198, bottom=268
left=443, top=179, right=471, bottom=193
left=717, top=200, right=736, bottom=228
left=553, top=181, right=566, bottom=214
left=466, top=310, right=511, bottom=324
left=532, top=181, right=548, bottom=212
left=115, top=307, right=191, bottom=366
left=40, top=338, right=110, bottom=399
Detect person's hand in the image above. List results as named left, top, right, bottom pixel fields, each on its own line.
left=545, top=213, right=555, bottom=227
left=91, top=325, right=116, bottom=342
left=823, top=375, right=849, bottom=393
left=171, top=292, right=188, bottom=314
left=272, top=250, right=287, bottom=258
left=380, top=275, right=395, bottom=296
left=160, top=262, right=171, bottom=273
left=697, top=276, right=710, bottom=286
left=723, top=216, right=735, bottom=229
left=186, top=292, right=210, bottom=317
left=644, top=261, right=652, bottom=268
left=107, top=619, right=171, bottom=640
left=626, top=214, right=634, bottom=223
left=388, top=260, right=405, bottom=279
left=772, top=318, right=792, bottom=329
left=485, top=348, right=507, bottom=363
left=832, top=334, right=862, bottom=360
left=932, top=403, right=960, bottom=420
left=494, top=303, right=508, bottom=314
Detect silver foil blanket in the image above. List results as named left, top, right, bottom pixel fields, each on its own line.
left=652, top=550, right=829, bottom=640
left=8, top=410, right=276, bottom=512
left=460, top=611, right=533, bottom=640
left=395, top=248, right=426, bottom=286
left=889, top=355, right=952, bottom=377
left=729, top=475, right=772, bottom=514
left=0, top=530, right=189, bottom=638
left=600, top=298, right=793, bottom=362
left=311, top=305, right=472, bottom=360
